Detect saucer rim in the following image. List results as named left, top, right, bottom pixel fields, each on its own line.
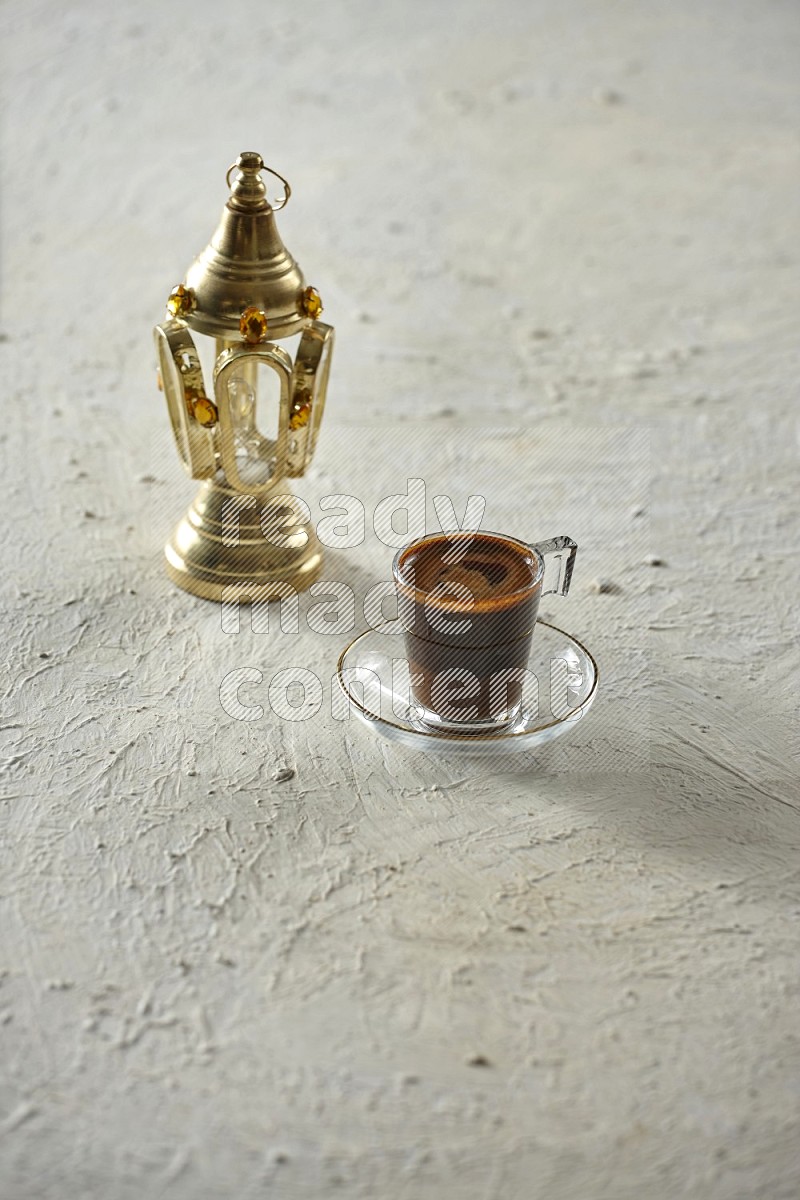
left=335, top=618, right=599, bottom=744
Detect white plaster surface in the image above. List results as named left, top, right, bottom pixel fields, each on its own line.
left=1, top=2, right=799, bottom=1197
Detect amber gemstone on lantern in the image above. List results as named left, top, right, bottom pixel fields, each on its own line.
left=240, top=307, right=268, bottom=343
left=289, top=390, right=312, bottom=430
left=300, top=286, right=323, bottom=319
left=192, top=396, right=218, bottom=427
left=166, top=284, right=195, bottom=317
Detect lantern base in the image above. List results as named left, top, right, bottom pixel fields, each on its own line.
left=164, top=477, right=322, bottom=603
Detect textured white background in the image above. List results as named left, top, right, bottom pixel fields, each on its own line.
left=1, top=2, right=799, bottom=1197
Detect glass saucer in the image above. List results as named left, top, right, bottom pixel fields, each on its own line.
left=335, top=620, right=598, bottom=755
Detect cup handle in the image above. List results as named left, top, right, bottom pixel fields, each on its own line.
left=529, top=536, right=578, bottom=596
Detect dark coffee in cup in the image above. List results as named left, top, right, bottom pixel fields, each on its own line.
left=393, top=531, right=544, bottom=729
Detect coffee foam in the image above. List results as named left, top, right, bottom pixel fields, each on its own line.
left=396, top=533, right=539, bottom=612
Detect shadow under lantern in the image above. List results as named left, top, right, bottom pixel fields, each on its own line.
left=154, top=151, right=334, bottom=602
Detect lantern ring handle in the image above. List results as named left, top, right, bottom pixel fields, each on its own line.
left=225, top=160, right=292, bottom=210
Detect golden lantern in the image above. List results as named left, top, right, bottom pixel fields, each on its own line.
left=154, top=151, right=334, bottom=601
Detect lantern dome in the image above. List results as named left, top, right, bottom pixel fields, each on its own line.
left=184, top=151, right=307, bottom=341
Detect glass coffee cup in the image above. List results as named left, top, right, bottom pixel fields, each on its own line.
left=392, top=531, right=577, bottom=731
